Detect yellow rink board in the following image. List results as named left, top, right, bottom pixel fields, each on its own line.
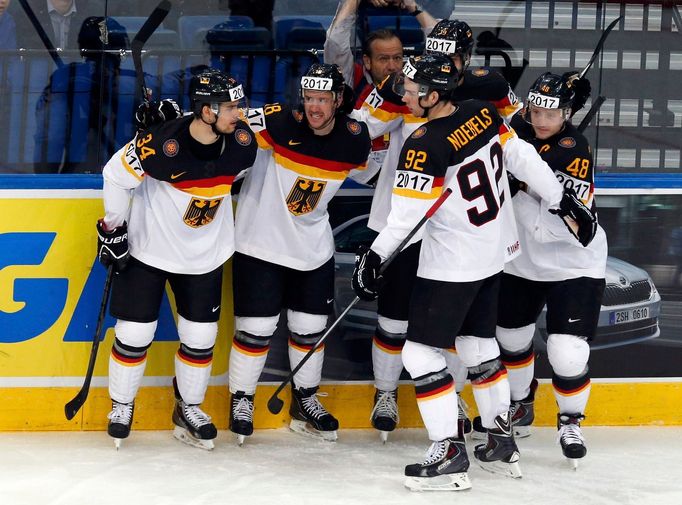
left=1, top=381, right=681, bottom=431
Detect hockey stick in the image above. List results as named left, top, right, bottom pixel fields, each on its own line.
left=64, top=265, right=115, bottom=420
left=577, top=16, right=622, bottom=80
left=131, top=0, right=172, bottom=104
left=577, top=95, right=606, bottom=133
left=266, top=188, right=454, bottom=415
left=17, top=0, right=65, bottom=69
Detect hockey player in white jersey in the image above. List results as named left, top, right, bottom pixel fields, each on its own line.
left=471, top=72, right=605, bottom=468
left=350, top=19, right=548, bottom=442
left=97, top=69, right=256, bottom=450
left=227, top=63, right=371, bottom=444
left=352, top=54, right=529, bottom=490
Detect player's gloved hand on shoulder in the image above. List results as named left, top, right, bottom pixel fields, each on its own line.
left=352, top=245, right=383, bottom=301
left=549, top=188, right=597, bottom=247
left=507, top=172, right=527, bottom=197
left=562, top=72, right=591, bottom=117
left=96, top=219, right=130, bottom=271
left=134, top=99, right=182, bottom=131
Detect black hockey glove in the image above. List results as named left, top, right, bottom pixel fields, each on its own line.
left=507, top=172, right=527, bottom=198
left=351, top=245, right=383, bottom=301
left=96, top=219, right=130, bottom=271
left=549, top=188, right=598, bottom=247
left=562, top=72, right=591, bottom=117
left=134, top=99, right=182, bottom=131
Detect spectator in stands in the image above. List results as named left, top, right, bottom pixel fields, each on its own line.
left=0, top=0, right=17, bottom=49
left=325, top=1, right=437, bottom=185
left=15, top=0, right=97, bottom=51
left=325, top=0, right=437, bottom=101
left=33, top=16, right=131, bottom=173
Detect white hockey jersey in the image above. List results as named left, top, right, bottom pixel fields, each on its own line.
left=353, top=68, right=523, bottom=234
left=371, top=100, right=563, bottom=282
left=235, top=105, right=371, bottom=270
left=102, top=116, right=257, bottom=274
left=506, top=117, right=608, bottom=281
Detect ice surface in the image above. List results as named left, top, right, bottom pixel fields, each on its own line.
left=1, top=427, right=681, bottom=505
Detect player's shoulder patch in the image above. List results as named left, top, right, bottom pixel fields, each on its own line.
left=235, top=128, right=253, bottom=146
left=559, top=137, right=576, bottom=149
left=162, top=138, right=179, bottom=157
left=411, top=126, right=427, bottom=139
left=471, top=68, right=490, bottom=77
left=347, top=120, right=362, bottom=135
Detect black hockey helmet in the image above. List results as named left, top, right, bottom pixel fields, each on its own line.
left=527, top=72, right=575, bottom=111
left=189, top=69, right=246, bottom=116
left=425, top=19, right=474, bottom=70
left=396, top=54, right=460, bottom=97
left=300, top=63, right=352, bottom=114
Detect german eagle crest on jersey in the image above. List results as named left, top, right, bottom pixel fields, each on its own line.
left=183, top=197, right=224, bottom=228
left=286, top=177, right=326, bottom=216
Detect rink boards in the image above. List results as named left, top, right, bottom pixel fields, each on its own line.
left=1, top=185, right=681, bottom=430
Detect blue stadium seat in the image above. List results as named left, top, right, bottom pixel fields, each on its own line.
left=273, top=15, right=333, bottom=50
left=109, top=16, right=178, bottom=49
left=366, top=15, right=425, bottom=51
left=205, top=26, right=271, bottom=51
left=203, top=26, right=272, bottom=106
left=178, top=15, right=254, bottom=49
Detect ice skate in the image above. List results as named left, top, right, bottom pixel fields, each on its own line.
left=172, top=399, right=217, bottom=451
left=230, top=391, right=254, bottom=446
left=509, top=378, right=538, bottom=438
left=457, top=394, right=472, bottom=436
left=107, top=400, right=134, bottom=450
left=473, top=411, right=522, bottom=478
left=370, top=389, right=398, bottom=443
left=404, top=437, right=471, bottom=491
left=289, top=386, right=339, bottom=442
left=472, top=378, right=538, bottom=440
left=558, top=413, right=587, bottom=469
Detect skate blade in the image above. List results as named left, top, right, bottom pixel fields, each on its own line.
left=514, top=425, right=532, bottom=438
left=404, top=472, right=472, bottom=492
left=237, top=434, right=246, bottom=446
left=565, top=456, right=583, bottom=470
left=113, top=438, right=123, bottom=450
left=475, top=455, right=523, bottom=479
left=173, top=426, right=215, bottom=451
left=289, top=419, right=337, bottom=442
left=379, top=431, right=389, bottom=444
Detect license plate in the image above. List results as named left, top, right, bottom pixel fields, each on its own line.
left=609, top=307, right=649, bottom=325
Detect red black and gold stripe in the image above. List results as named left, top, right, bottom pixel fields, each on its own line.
left=553, top=374, right=591, bottom=398
left=111, top=347, right=147, bottom=367
left=176, top=346, right=213, bottom=368
left=232, top=339, right=270, bottom=358
left=500, top=346, right=535, bottom=371
left=471, top=367, right=508, bottom=390
left=256, top=130, right=366, bottom=181
left=415, top=370, right=455, bottom=402
left=171, top=175, right=236, bottom=198
left=288, top=336, right=324, bottom=354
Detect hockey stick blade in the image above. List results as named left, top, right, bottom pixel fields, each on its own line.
left=267, top=395, right=285, bottom=415
left=64, top=265, right=115, bottom=420
left=578, top=16, right=622, bottom=80
left=131, top=0, right=172, bottom=102
left=265, top=188, right=453, bottom=415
